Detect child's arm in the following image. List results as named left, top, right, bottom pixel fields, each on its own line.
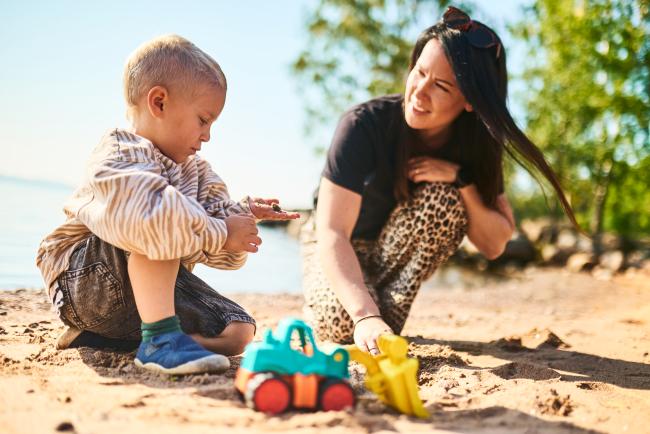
left=195, top=158, right=252, bottom=219
left=77, top=157, right=243, bottom=269
left=196, top=158, right=300, bottom=221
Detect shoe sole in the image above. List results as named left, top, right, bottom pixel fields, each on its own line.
left=56, top=327, right=84, bottom=350
left=134, top=354, right=230, bottom=375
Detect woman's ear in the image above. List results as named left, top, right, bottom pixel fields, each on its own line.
left=147, top=86, right=168, bottom=118
left=464, top=102, right=474, bottom=112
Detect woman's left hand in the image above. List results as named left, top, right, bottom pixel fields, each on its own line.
left=247, top=197, right=301, bottom=221
left=407, top=157, right=459, bottom=184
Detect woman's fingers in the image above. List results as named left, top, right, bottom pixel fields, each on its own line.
left=367, top=341, right=380, bottom=355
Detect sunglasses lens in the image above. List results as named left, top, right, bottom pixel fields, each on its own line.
left=466, top=28, right=496, bottom=48
left=442, top=7, right=501, bottom=57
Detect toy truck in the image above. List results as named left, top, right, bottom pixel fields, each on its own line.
left=235, top=318, right=355, bottom=414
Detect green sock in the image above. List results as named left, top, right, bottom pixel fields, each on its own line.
left=141, top=315, right=182, bottom=342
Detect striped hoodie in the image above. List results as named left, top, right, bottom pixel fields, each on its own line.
left=36, top=129, right=250, bottom=298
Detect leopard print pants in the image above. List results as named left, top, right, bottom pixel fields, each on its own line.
left=301, top=182, right=468, bottom=344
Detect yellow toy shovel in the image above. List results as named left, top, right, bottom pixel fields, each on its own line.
left=346, top=335, right=429, bottom=419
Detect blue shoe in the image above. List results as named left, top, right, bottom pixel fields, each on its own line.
left=134, top=331, right=229, bottom=375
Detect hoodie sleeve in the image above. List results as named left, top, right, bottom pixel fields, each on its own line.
left=195, top=157, right=252, bottom=219
left=76, top=155, right=246, bottom=270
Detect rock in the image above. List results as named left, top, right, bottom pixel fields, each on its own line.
left=557, top=229, right=577, bottom=249
left=542, top=245, right=576, bottom=265
left=520, top=218, right=550, bottom=243
left=541, top=245, right=558, bottom=262
left=576, top=235, right=593, bottom=253
left=626, top=251, right=647, bottom=269
left=566, top=253, right=595, bottom=272
left=599, top=251, right=624, bottom=272
left=592, top=266, right=613, bottom=281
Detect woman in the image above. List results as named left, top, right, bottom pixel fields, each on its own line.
left=301, top=7, right=579, bottom=354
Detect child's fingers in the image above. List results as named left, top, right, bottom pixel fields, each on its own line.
left=252, top=197, right=279, bottom=205
left=282, top=212, right=301, bottom=219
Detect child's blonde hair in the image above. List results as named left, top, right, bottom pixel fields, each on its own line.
left=123, top=34, right=227, bottom=120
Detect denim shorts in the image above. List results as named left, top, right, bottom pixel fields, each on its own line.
left=52, top=235, right=255, bottom=341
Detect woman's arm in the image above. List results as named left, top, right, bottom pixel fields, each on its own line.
left=316, top=177, right=392, bottom=353
left=408, top=156, right=515, bottom=259
left=459, top=187, right=515, bottom=259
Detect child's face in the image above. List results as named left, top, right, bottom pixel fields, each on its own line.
left=154, top=85, right=226, bottom=164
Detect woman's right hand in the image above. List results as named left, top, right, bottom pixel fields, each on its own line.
left=353, top=315, right=394, bottom=355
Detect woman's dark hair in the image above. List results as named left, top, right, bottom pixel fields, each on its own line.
left=394, top=21, right=580, bottom=229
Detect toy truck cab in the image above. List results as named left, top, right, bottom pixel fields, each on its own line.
left=235, top=318, right=355, bottom=414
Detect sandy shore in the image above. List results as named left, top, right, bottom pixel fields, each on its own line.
left=1, top=267, right=649, bottom=434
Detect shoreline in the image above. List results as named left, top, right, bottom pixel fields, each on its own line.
left=1, top=267, right=649, bottom=433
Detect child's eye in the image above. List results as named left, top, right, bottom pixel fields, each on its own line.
left=199, top=117, right=208, bottom=126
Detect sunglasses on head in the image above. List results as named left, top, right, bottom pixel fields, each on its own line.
left=442, top=6, right=502, bottom=59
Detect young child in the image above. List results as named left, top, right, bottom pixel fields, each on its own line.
left=35, top=34, right=299, bottom=375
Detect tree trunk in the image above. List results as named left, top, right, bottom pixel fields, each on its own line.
left=591, top=160, right=614, bottom=258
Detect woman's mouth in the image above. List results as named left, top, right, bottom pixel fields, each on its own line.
left=410, top=102, right=430, bottom=115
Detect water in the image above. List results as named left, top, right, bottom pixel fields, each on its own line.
left=0, top=176, right=302, bottom=293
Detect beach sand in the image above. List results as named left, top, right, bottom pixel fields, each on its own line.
left=1, top=268, right=649, bottom=434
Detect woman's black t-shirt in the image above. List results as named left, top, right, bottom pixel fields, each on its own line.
left=316, top=94, right=505, bottom=241
left=316, top=94, right=412, bottom=240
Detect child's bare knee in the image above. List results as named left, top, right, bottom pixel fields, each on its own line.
left=221, top=321, right=255, bottom=354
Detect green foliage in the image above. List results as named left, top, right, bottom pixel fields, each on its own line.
left=293, top=0, right=650, bottom=238
left=604, top=156, right=650, bottom=236
left=512, top=0, right=650, bottom=236
left=292, top=0, right=462, bottom=145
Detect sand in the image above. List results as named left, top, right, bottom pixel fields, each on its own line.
left=1, top=267, right=649, bottom=434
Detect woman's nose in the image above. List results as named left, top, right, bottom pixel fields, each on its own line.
left=413, top=78, right=429, bottom=101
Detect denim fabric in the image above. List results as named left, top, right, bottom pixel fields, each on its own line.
left=53, top=235, right=255, bottom=341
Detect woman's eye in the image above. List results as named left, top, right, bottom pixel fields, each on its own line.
left=417, top=68, right=425, bottom=77
left=199, top=117, right=207, bottom=126
left=436, top=83, right=450, bottom=93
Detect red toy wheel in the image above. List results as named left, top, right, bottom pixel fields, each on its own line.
left=318, top=379, right=355, bottom=411
left=245, top=373, right=292, bottom=414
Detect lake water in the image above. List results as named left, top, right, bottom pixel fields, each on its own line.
left=0, top=176, right=302, bottom=293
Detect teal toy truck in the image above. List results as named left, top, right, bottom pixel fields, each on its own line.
left=234, top=318, right=355, bottom=414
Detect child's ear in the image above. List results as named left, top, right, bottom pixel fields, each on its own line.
left=464, top=102, right=474, bottom=112
left=147, top=86, right=168, bottom=118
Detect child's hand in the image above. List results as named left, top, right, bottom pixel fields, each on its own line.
left=223, top=215, right=262, bottom=253
left=248, top=197, right=301, bottom=221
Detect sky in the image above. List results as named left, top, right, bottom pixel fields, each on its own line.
left=0, top=0, right=530, bottom=209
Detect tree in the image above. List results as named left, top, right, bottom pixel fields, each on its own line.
left=513, top=0, right=650, bottom=249
left=292, top=0, right=463, bottom=148
left=293, top=0, right=650, bottom=247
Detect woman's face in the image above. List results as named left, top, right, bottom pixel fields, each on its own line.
left=404, top=39, right=472, bottom=142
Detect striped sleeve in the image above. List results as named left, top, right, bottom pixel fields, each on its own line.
left=195, top=158, right=252, bottom=218
left=77, top=157, right=231, bottom=264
